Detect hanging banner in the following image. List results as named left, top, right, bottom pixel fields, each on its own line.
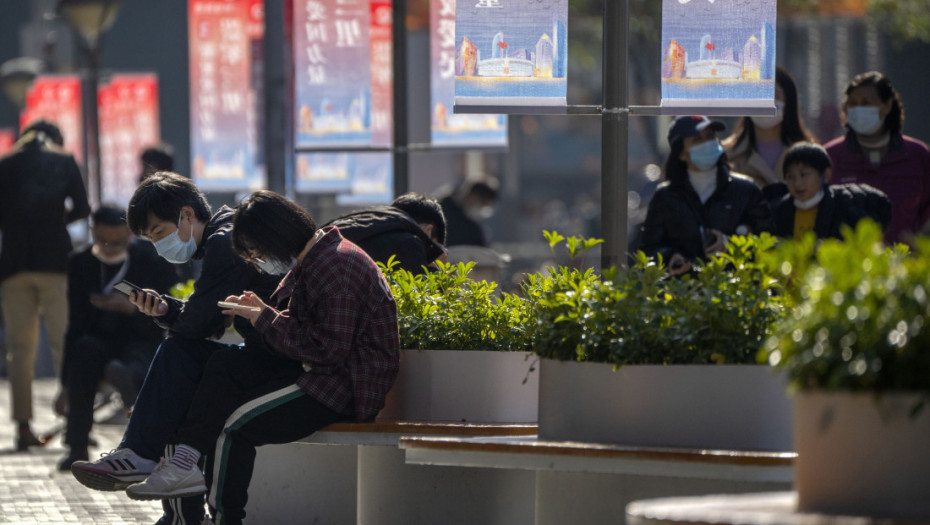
left=189, top=0, right=263, bottom=191
left=98, top=74, right=160, bottom=206
left=454, top=0, right=567, bottom=109
left=369, top=0, right=393, bottom=148
left=0, top=129, right=15, bottom=157
left=660, top=0, right=777, bottom=110
left=294, top=0, right=375, bottom=148
left=20, top=75, right=83, bottom=164
left=336, top=153, right=393, bottom=205
left=295, top=152, right=353, bottom=193
left=431, top=0, right=507, bottom=146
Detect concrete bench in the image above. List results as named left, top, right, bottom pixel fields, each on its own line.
left=246, top=421, right=538, bottom=525
left=399, top=435, right=796, bottom=525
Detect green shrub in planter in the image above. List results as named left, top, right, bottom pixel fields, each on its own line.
left=382, top=258, right=533, bottom=351
left=760, top=220, right=930, bottom=395
left=531, top=232, right=786, bottom=366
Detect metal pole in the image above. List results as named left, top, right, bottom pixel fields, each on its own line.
left=87, top=40, right=102, bottom=206
left=263, top=0, right=287, bottom=196
left=391, top=0, right=408, bottom=197
left=601, top=0, right=629, bottom=271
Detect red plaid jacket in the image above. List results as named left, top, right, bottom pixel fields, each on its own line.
left=254, top=227, right=400, bottom=421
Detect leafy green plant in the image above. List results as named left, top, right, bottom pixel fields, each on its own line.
left=170, top=279, right=196, bottom=300
left=760, top=220, right=930, bottom=394
left=531, top=233, right=787, bottom=366
left=382, top=257, right=533, bottom=351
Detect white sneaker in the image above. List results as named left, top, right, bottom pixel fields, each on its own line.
left=71, top=448, right=158, bottom=491
left=126, top=459, right=207, bottom=500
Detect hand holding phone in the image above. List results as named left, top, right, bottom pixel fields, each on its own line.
left=218, top=301, right=262, bottom=313
left=113, top=280, right=145, bottom=296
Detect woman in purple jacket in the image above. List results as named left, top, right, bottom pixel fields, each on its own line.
left=824, top=71, right=930, bottom=244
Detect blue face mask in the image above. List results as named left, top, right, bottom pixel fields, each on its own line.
left=257, top=257, right=296, bottom=275
left=153, top=213, right=197, bottom=264
left=687, top=139, right=724, bottom=171
left=846, top=106, right=883, bottom=135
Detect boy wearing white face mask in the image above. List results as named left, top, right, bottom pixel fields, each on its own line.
left=71, top=172, right=281, bottom=525
left=640, top=116, right=774, bottom=276
left=723, top=67, right=816, bottom=193
left=825, top=71, right=930, bottom=245
left=773, top=142, right=891, bottom=241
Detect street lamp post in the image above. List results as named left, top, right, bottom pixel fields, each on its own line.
left=0, top=57, right=44, bottom=110
left=57, top=0, right=120, bottom=205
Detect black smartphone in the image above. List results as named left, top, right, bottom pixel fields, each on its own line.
left=113, top=280, right=145, bottom=296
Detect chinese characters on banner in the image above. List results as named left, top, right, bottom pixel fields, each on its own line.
left=189, top=0, right=263, bottom=191
left=0, top=129, right=15, bottom=156
left=294, top=0, right=374, bottom=148
left=98, top=74, right=160, bottom=206
left=294, top=0, right=394, bottom=204
left=454, top=0, right=567, bottom=108
left=20, top=75, right=84, bottom=164
left=660, top=0, right=776, bottom=110
left=430, top=0, right=506, bottom=146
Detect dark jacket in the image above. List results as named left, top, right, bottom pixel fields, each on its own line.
left=61, top=239, right=178, bottom=386
left=439, top=195, right=487, bottom=247
left=325, top=207, right=444, bottom=274
left=773, top=183, right=892, bottom=240
left=0, top=134, right=90, bottom=282
left=155, top=206, right=281, bottom=343
left=640, top=165, right=774, bottom=262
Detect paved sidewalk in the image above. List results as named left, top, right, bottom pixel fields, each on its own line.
left=0, top=378, right=163, bottom=524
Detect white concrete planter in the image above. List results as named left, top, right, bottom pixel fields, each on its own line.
left=795, top=391, right=930, bottom=520
left=538, top=359, right=792, bottom=451
left=377, top=349, right=539, bottom=423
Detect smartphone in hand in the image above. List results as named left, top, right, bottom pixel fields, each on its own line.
left=113, top=280, right=146, bottom=296
left=217, top=301, right=261, bottom=313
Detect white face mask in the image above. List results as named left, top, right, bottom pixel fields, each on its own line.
left=751, top=100, right=785, bottom=129
left=153, top=213, right=197, bottom=264
left=794, top=188, right=825, bottom=210
left=846, top=106, right=883, bottom=135
left=257, top=257, right=296, bottom=275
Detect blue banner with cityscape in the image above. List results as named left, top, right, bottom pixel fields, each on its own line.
left=295, top=152, right=392, bottom=205
left=661, top=0, right=776, bottom=109
left=294, top=0, right=375, bottom=148
left=454, top=0, right=567, bottom=108
left=431, top=0, right=507, bottom=146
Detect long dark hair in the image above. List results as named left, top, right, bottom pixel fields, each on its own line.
left=727, top=67, right=815, bottom=151
left=232, top=190, right=317, bottom=264
left=842, top=70, right=904, bottom=135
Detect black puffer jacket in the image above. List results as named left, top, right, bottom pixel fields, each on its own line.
left=640, top=165, right=774, bottom=262
left=773, top=183, right=892, bottom=240
left=325, top=207, right=444, bottom=274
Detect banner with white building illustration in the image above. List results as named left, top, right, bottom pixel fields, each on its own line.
left=454, top=0, right=567, bottom=108
left=661, top=0, right=776, bottom=110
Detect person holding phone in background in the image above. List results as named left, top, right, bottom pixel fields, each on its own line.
left=640, top=116, right=774, bottom=276
left=70, top=172, right=281, bottom=525
left=56, top=204, right=178, bottom=470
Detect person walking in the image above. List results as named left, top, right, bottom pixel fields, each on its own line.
left=0, top=119, right=90, bottom=450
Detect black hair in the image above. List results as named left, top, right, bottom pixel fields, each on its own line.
left=141, top=144, right=175, bottom=177
left=19, top=119, right=64, bottom=148
left=457, top=178, right=500, bottom=203
left=391, top=192, right=447, bottom=245
left=92, top=203, right=128, bottom=227
left=842, top=71, right=904, bottom=135
left=664, top=133, right=729, bottom=185
left=232, top=190, right=318, bottom=265
left=127, top=171, right=212, bottom=236
left=726, top=67, right=815, bottom=151
left=782, top=142, right=832, bottom=178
